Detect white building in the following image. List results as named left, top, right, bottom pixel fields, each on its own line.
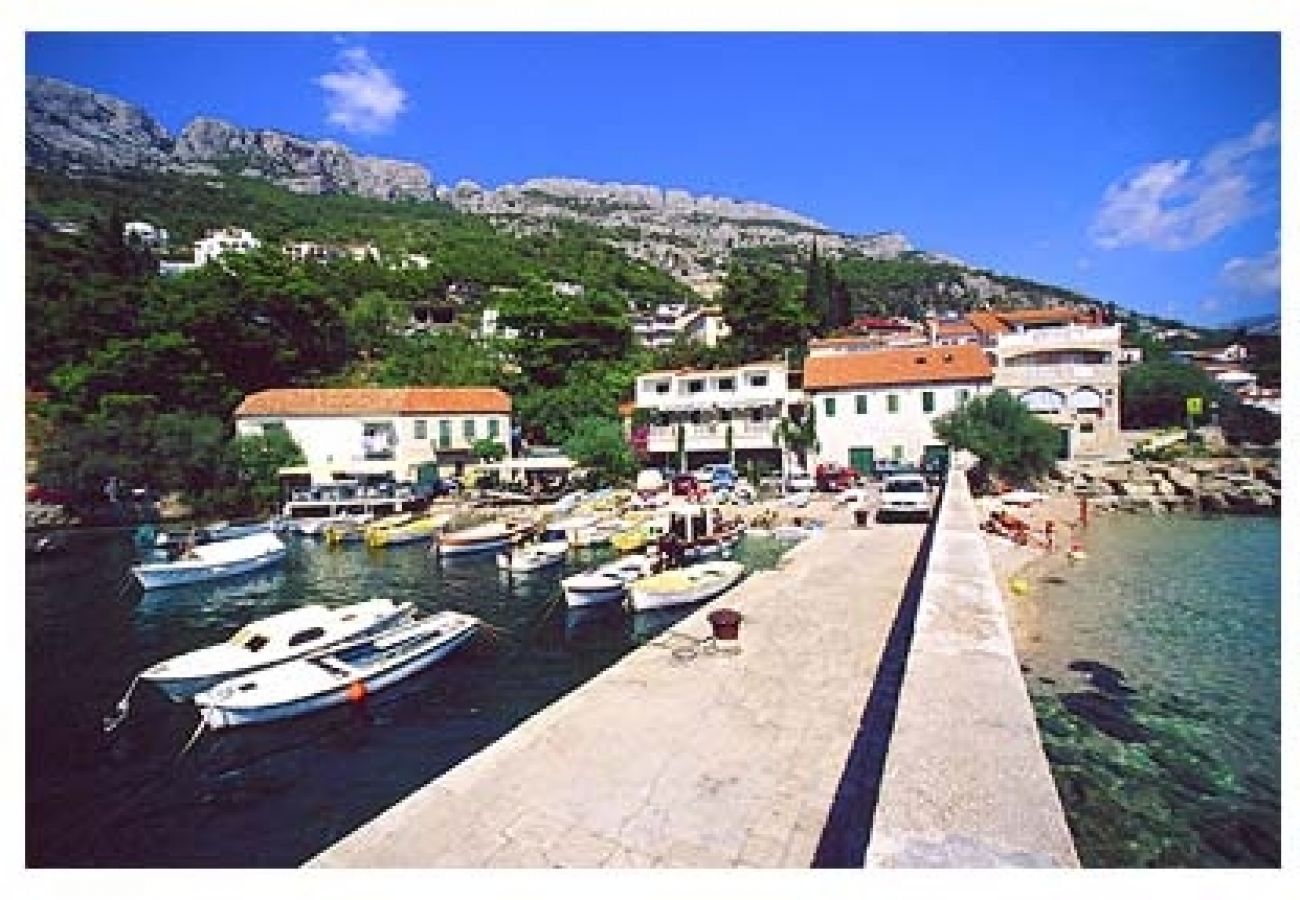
left=804, top=344, right=994, bottom=473
left=678, top=306, right=731, bottom=348
left=194, top=227, right=261, bottom=266
left=631, top=302, right=730, bottom=349
left=234, top=387, right=512, bottom=481
left=123, top=220, right=168, bottom=250
left=633, top=361, right=801, bottom=472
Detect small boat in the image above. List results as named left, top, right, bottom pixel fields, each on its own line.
left=194, top=610, right=481, bottom=729
left=539, top=515, right=600, bottom=545
left=496, top=540, right=568, bottom=573
left=143, top=518, right=282, bottom=557
left=365, top=512, right=451, bottom=548
left=131, top=532, right=288, bottom=589
left=626, top=560, right=746, bottom=612
left=323, top=514, right=375, bottom=546
left=138, top=598, right=415, bottom=701
left=610, top=518, right=669, bottom=553
left=569, top=518, right=622, bottom=549
left=561, top=553, right=657, bottom=608
left=433, top=520, right=534, bottom=557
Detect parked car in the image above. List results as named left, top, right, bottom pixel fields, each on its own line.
left=708, top=464, right=739, bottom=489
left=671, top=473, right=701, bottom=496
left=873, top=459, right=922, bottom=481
left=877, top=474, right=933, bottom=522
left=815, top=463, right=860, bottom=492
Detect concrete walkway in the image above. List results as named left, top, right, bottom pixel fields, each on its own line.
left=310, top=517, right=926, bottom=867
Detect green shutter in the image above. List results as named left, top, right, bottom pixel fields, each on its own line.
left=855, top=394, right=868, bottom=414
left=824, top=396, right=836, bottom=417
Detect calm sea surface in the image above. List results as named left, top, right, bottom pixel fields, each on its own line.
left=1005, top=514, right=1281, bottom=867
left=26, top=529, right=790, bottom=867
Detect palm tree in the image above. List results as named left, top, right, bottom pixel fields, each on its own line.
left=773, top=405, right=818, bottom=487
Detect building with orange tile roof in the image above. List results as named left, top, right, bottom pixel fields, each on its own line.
left=804, top=345, right=993, bottom=471
left=234, top=386, right=512, bottom=482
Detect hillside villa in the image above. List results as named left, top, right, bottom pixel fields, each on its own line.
left=234, top=386, right=513, bottom=485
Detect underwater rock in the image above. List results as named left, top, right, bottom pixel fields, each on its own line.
left=1060, top=691, right=1152, bottom=743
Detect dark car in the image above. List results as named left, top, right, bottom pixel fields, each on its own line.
left=920, top=457, right=950, bottom=485
left=671, top=473, right=701, bottom=496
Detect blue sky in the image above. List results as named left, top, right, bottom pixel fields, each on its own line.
left=26, top=31, right=1281, bottom=326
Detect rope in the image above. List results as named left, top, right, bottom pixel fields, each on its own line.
left=102, top=674, right=141, bottom=733
left=648, top=630, right=742, bottom=662
left=176, top=713, right=209, bottom=760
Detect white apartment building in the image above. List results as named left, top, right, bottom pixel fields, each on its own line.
left=633, top=361, right=801, bottom=472
left=234, top=387, right=513, bottom=481
left=804, top=345, right=994, bottom=473
left=194, top=227, right=261, bottom=266
left=631, top=302, right=730, bottom=349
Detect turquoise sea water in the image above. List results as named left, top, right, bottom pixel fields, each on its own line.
left=1005, top=514, right=1281, bottom=867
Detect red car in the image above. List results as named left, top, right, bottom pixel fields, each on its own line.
left=670, top=474, right=701, bottom=497
left=26, top=484, right=77, bottom=505
left=815, top=463, right=860, bottom=492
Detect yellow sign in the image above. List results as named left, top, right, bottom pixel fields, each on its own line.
left=1186, top=396, right=1203, bottom=415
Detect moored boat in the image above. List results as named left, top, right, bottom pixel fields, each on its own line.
left=626, top=560, right=745, bottom=612
left=433, top=520, right=535, bottom=557
left=131, top=531, right=288, bottom=589
left=561, top=553, right=657, bottom=608
left=364, top=512, right=451, bottom=548
left=138, top=598, right=415, bottom=701
left=496, top=540, right=568, bottom=573
left=194, top=610, right=481, bottom=729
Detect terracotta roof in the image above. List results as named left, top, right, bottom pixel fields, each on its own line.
left=965, top=311, right=1009, bottom=337
left=804, top=344, right=992, bottom=390
left=235, top=387, right=511, bottom=417
left=934, top=321, right=979, bottom=335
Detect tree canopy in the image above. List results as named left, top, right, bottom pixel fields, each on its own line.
left=932, top=389, right=1061, bottom=485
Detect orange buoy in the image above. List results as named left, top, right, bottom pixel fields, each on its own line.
left=346, top=680, right=368, bottom=704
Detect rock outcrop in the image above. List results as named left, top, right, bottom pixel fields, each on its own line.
left=26, top=76, right=434, bottom=201
left=1053, top=457, right=1281, bottom=516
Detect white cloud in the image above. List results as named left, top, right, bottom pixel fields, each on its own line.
left=1220, top=245, right=1281, bottom=297
left=316, top=46, right=406, bottom=135
left=1090, top=117, right=1278, bottom=251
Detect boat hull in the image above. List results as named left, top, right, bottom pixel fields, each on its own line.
left=626, top=564, right=745, bottom=612
left=198, top=621, right=479, bottom=729
left=132, top=546, right=286, bottom=590
left=562, top=579, right=627, bottom=607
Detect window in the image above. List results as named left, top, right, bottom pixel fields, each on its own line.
left=654, top=380, right=670, bottom=395
left=463, top=418, right=477, bottom=440
left=687, top=380, right=705, bottom=394
left=887, top=394, right=899, bottom=414
left=438, top=419, right=452, bottom=449
left=824, top=397, right=837, bottom=417
left=747, top=372, right=768, bottom=388
left=922, top=391, right=935, bottom=413
left=414, top=419, right=427, bottom=440
left=262, top=421, right=287, bottom=438
left=855, top=395, right=868, bottom=415
left=488, top=419, right=500, bottom=440
left=288, top=627, right=326, bottom=647
left=892, top=445, right=904, bottom=461
left=957, top=389, right=970, bottom=405
left=1080, top=422, right=1095, bottom=434
left=717, top=377, right=735, bottom=392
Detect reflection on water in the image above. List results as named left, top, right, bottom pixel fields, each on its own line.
left=27, top=528, right=791, bottom=867
left=1006, top=515, right=1280, bottom=867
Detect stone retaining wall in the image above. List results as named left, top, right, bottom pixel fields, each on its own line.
left=865, top=465, right=1078, bottom=867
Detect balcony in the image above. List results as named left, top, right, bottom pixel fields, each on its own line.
left=996, top=363, right=1118, bottom=388
left=996, top=324, right=1121, bottom=351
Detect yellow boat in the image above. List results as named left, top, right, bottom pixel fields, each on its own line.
left=365, top=512, right=451, bottom=548
left=610, top=518, right=669, bottom=553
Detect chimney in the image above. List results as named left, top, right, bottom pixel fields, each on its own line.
left=927, top=318, right=937, bottom=346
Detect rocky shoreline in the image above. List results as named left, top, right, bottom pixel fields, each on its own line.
left=1049, top=456, right=1281, bottom=516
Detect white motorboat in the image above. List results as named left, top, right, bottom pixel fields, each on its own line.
left=561, top=553, right=657, bottom=608
left=194, top=610, right=481, bottom=729
left=539, top=515, right=599, bottom=545
left=626, top=560, right=745, bottom=612
left=496, top=541, right=568, bottom=573
left=131, top=531, right=288, bottom=590
left=138, top=599, right=415, bottom=701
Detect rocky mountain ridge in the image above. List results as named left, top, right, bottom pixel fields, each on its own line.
left=440, top=177, right=916, bottom=280
left=26, top=76, right=435, bottom=201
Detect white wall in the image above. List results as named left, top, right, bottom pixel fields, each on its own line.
left=811, top=381, right=990, bottom=468
left=237, top=412, right=512, bottom=480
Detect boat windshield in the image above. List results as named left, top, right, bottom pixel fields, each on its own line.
left=229, top=627, right=270, bottom=652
